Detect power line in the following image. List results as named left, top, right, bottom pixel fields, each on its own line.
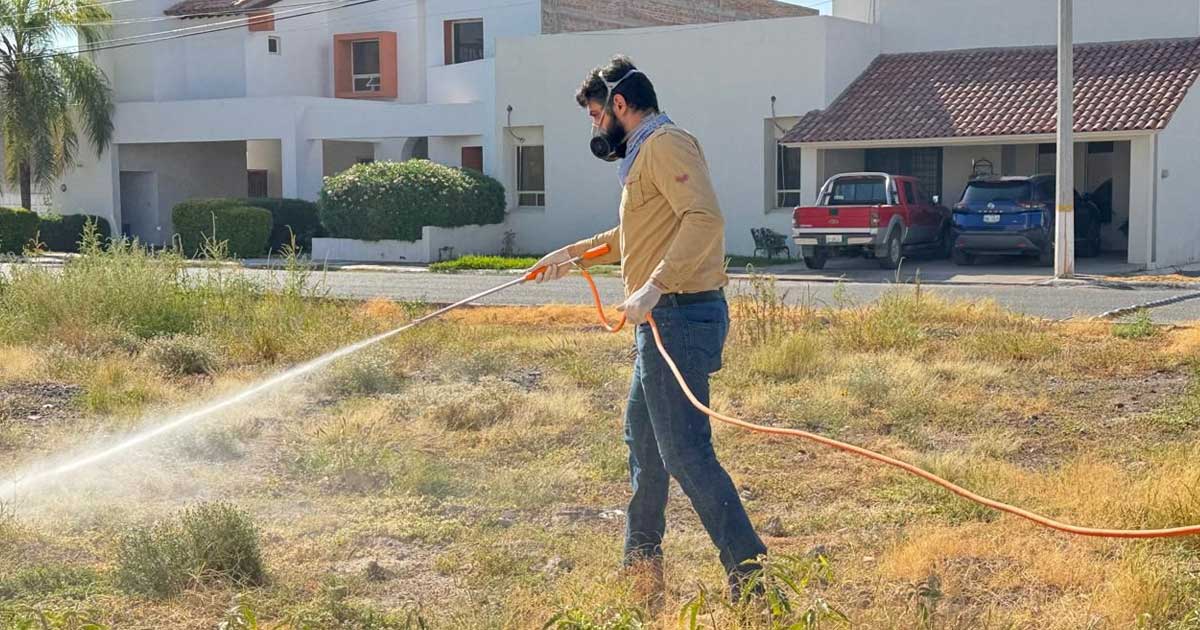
left=12, top=0, right=358, bottom=32
left=18, top=0, right=377, bottom=60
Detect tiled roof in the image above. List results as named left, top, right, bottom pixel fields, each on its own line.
left=164, top=0, right=279, bottom=17
left=783, top=38, right=1200, bottom=144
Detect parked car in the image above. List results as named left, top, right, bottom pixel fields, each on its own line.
left=950, top=175, right=1103, bottom=266
left=791, top=172, right=952, bottom=269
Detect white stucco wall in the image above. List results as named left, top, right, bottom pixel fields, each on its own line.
left=322, top=141, right=376, bottom=177
left=117, top=142, right=248, bottom=246
left=429, top=135, right=486, bottom=168
left=495, top=16, right=880, bottom=256
left=843, top=0, right=1200, bottom=53
left=247, top=140, right=284, bottom=198
left=1153, top=87, right=1200, bottom=268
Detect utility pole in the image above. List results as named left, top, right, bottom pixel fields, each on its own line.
left=1055, top=0, right=1075, bottom=277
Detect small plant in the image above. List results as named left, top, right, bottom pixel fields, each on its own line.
left=143, top=333, right=221, bottom=375
left=731, top=268, right=809, bottom=345
left=322, top=351, right=404, bottom=396
left=429, top=255, right=539, bottom=273
left=116, top=502, right=265, bottom=598
left=905, top=574, right=943, bottom=630
left=748, top=332, right=827, bottom=381
left=1115, top=309, right=1158, bottom=340
left=0, top=604, right=108, bottom=630
left=543, top=607, right=646, bottom=630
left=280, top=577, right=429, bottom=629
left=678, top=554, right=847, bottom=630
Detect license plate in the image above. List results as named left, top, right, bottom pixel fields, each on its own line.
left=826, top=235, right=844, bottom=244
left=983, top=214, right=1001, bottom=223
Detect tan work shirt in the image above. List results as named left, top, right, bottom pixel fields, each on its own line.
left=568, top=124, right=728, bottom=298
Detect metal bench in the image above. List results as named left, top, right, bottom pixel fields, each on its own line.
left=751, top=227, right=791, bottom=259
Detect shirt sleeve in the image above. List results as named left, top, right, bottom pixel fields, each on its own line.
left=566, top=226, right=621, bottom=266
left=644, top=132, right=724, bottom=292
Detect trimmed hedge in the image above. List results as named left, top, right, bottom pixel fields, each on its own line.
left=319, top=160, right=506, bottom=242
left=172, top=200, right=272, bottom=258
left=39, top=213, right=113, bottom=252
left=0, top=207, right=40, bottom=254
left=241, top=197, right=322, bottom=252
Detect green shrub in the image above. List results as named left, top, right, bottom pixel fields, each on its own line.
left=429, top=255, right=538, bottom=272
left=116, top=502, right=265, bottom=598
left=319, top=160, right=505, bottom=242
left=144, top=333, right=221, bottom=375
left=38, top=214, right=112, bottom=252
left=172, top=200, right=272, bottom=257
left=241, top=197, right=322, bottom=253
left=0, top=207, right=40, bottom=254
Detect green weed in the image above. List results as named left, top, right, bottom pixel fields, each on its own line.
left=1115, top=309, right=1159, bottom=340
left=679, top=554, right=848, bottom=630
left=143, top=333, right=222, bottom=375
left=543, top=607, right=647, bottom=629
left=430, top=255, right=538, bottom=272
left=115, top=502, right=265, bottom=598
left=0, top=604, right=107, bottom=630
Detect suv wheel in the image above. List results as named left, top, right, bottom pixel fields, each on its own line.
left=951, top=248, right=975, bottom=266
left=804, top=247, right=828, bottom=270
left=878, top=231, right=903, bottom=269
left=1037, top=245, right=1054, bottom=267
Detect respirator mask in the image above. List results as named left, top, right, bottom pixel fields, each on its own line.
left=589, top=69, right=642, bottom=162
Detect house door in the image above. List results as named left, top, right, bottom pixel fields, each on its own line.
left=461, top=146, right=483, bottom=172
left=248, top=170, right=269, bottom=198
left=119, top=171, right=160, bottom=245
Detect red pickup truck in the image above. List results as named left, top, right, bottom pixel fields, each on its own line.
left=792, top=172, right=952, bottom=269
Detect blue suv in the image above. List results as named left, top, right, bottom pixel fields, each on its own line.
left=950, top=175, right=1103, bottom=266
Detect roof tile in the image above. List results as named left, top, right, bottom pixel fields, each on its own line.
left=784, top=38, right=1200, bottom=144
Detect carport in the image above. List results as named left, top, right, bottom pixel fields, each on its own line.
left=783, top=38, right=1200, bottom=269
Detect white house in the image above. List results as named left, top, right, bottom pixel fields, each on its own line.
left=40, top=0, right=810, bottom=247
left=496, top=0, right=1200, bottom=269
left=36, top=0, right=1200, bottom=269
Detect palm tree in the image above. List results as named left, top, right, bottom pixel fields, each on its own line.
left=0, top=0, right=114, bottom=209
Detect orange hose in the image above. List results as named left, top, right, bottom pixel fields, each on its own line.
left=577, top=269, right=1200, bottom=539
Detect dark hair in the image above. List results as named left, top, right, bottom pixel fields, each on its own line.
left=575, top=55, right=659, bottom=113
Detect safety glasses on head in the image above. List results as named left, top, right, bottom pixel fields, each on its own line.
left=589, top=69, right=642, bottom=162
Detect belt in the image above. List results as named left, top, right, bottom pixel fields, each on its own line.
left=654, top=289, right=724, bottom=308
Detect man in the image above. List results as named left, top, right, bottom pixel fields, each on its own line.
left=531, top=55, right=768, bottom=603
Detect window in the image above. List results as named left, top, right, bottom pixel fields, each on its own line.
left=827, top=178, right=887, bottom=205
left=775, top=143, right=802, bottom=208
left=517, top=145, right=545, bottom=207
left=865, top=147, right=943, bottom=201
left=961, top=181, right=1033, bottom=204
left=352, top=40, right=381, bottom=92
left=903, top=181, right=916, bottom=205
left=446, top=19, right=483, bottom=64
left=267, top=36, right=280, bottom=54
left=334, top=32, right=396, bottom=99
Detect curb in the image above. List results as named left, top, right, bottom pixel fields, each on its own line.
left=1093, top=291, right=1200, bottom=320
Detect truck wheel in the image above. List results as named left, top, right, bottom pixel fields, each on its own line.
left=952, top=248, right=975, bottom=266
left=878, top=231, right=903, bottom=269
left=804, top=248, right=828, bottom=270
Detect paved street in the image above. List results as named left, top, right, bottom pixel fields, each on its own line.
left=236, top=267, right=1200, bottom=323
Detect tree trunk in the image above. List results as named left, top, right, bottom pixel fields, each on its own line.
left=19, top=161, right=32, bottom=210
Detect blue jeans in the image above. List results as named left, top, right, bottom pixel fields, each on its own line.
left=623, top=297, right=767, bottom=574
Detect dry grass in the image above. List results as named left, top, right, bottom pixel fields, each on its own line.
left=4, top=283, right=1200, bottom=629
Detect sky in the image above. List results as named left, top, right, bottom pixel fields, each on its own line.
left=781, top=0, right=831, bottom=14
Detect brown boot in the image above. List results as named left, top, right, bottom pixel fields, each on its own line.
left=624, top=557, right=666, bottom=615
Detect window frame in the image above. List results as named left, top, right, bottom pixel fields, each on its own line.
left=516, top=144, right=545, bottom=208
left=447, top=18, right=484, bottom=65
left=775, top=143, right=802, bottom=208
left=267, top=35, right=281, bottom=55
left=351, top=39, right=382, bottom=93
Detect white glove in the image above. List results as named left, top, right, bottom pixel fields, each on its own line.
left=529, top=246, right=573, bottom=283
left=617, top=282, right=663, bottom=325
